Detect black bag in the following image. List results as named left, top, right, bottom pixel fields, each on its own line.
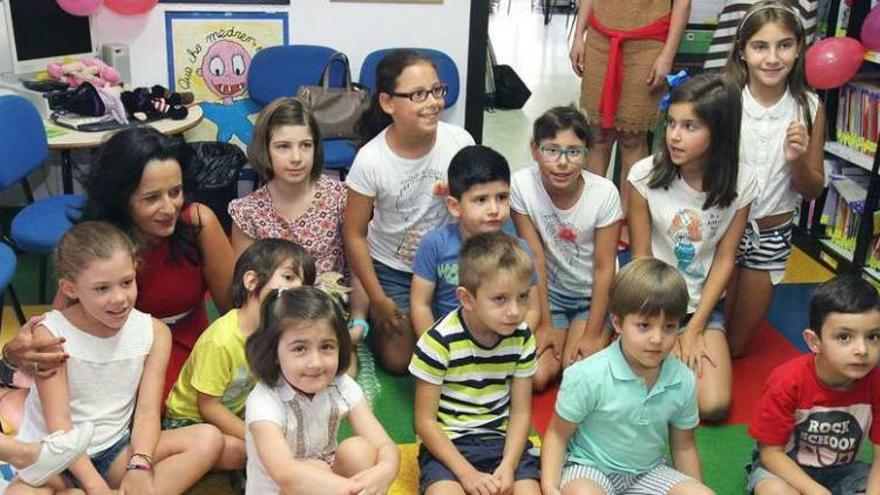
left=492, top=64, right=531, bottom=109
left=188, top=142, right=248, bottom=234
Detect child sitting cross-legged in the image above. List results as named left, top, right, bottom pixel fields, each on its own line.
left=164, top=238, right=315, bottom=470
left=748, top=274, right=880, bottom=495
left=541, top=258, right=713, bottom=495
left=410, top=145, right=540, bottom=337
left=410, top=231, right=541, bottom=495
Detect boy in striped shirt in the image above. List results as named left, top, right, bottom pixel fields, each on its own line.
left=410, top=232, right=541, bottom=495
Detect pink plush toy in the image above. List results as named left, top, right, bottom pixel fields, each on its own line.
left=46, top=57, right=122, bottom=88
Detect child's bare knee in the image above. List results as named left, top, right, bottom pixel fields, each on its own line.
left=191, top=424, right=224, bottom=460
left=669, top=480, right=714, bottom=495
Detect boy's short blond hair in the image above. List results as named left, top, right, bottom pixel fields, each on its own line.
left=610, top=258, right=689, bottom=321
left=459, top=232, right=533, bottom=294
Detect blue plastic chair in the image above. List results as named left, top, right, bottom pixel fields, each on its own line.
left=0, top=241, right=25, bottom=328
left=0, top=95, right=83, bottom=302
left=358, top=48, right=461, bottom=109
left=247, top=44, right=354, bottom=179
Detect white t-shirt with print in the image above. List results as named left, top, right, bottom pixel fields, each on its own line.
left=244, top=375, right=364, bottom=495
left=511, top=167, right=622, bottom=298
left=346, top=122, right=475, bottom=272
left=628, top=156, right=758, bottom=312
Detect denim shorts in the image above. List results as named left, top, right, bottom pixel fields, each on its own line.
left=548, top=290, right=591, bottom=330
left=681, top=300, right=726, bottom=332
left=372, top=258, right=412, bottom=313
left=747, top=456, right=868, bottom=494
left=418, top=436, right=540, bottom=494
left=64, top=432, right=130, bottom=488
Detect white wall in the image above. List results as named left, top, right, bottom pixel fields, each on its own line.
left=0, top=0, right=472, bottom=125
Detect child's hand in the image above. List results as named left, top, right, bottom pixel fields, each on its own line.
left=784, top=121, right=810, bottom=163
left=120, top=469, right=154, bottom=495
left=326, top=476, right=365, bottom=495
left=569, top=41, right=585, bottom=77
left=460, top=468, right=501, bottom=495
left=675, top=329, right=716, bottom=378
left=351, top=462, right=396, bottom=495
left=370, top=296, right=405, bottom=334
left=535, top=325, right=564, bottom=363
left=491, top=464, right=515, bottom=495
left=564, top=325, right=611, bottom=367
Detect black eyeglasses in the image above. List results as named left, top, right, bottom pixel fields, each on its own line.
left=389, top=84, right=448, bottom=102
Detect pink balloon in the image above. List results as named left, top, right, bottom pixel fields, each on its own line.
left=806, top=37, right=866, bottom=90
left=56, top=0, right=102, bottom=16
left=863, top=5, right=880, bottom=52
left=104, top=0, right=157, bottom=15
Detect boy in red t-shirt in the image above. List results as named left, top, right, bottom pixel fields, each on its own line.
left=748, top=275, right=880, bottom=495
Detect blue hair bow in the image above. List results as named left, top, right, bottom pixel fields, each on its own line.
left=659, top=70, right=690, bottom=112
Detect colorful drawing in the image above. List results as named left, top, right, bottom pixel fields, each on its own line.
left=165, top=11, right=287, bottom=145
left=667, top=208, right=704, bottom=278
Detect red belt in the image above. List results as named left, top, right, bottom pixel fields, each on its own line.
left=588, top=12, right=670, bottom=129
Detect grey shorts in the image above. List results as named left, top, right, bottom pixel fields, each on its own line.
left=747, top=456, right=869, bottom=494
left=681, top=300, right=726, bottom=333
left=561, top=461, right=694, bottom=494
left=548, top=289, right=591, bottom=330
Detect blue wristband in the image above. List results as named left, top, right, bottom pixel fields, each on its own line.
left=348, top=318, right=370, bottom=339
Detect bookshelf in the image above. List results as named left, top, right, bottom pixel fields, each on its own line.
left=793, top=0, right=880, bottom=283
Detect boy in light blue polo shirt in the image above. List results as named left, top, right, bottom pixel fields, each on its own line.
left=540, top=258, right=713, bottom=495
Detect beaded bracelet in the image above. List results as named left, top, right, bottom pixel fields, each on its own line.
left=348, top=318, right=371, bottom=340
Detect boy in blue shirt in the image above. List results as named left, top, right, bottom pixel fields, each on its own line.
left=410, top=145, right=540, bottom=336
left=541, top=258, right=712, bottom=495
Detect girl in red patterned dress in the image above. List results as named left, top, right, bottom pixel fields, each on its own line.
left=229, top=98, right=368, bottom=375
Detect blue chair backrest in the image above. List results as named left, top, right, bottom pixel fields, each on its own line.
left=0, top=95, right=49, bottom=191
left=358, top=48, right=460, bottom=109
left=248, top=45, right=346, bottom=106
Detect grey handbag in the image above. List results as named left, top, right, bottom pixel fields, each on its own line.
left=297, top=52, right=371, bottom=140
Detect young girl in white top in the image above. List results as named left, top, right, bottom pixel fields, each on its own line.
left=344, top=49, right=474, bottom=374
left=722, top=1, right=825, bottom=359
left=628, top=73, right=758, bottom=422
left=244, top=286, right=399, bottom=495
left=10, top=222, right=222, bottom=494
left=511, top=106, right=622, bottom=392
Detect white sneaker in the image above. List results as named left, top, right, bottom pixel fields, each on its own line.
left=18, top=422, right=94, bottom=486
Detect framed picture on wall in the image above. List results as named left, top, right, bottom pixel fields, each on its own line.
left=165, top=11, right=288, bottom=145
left=160, top=1, right=289, bottom=4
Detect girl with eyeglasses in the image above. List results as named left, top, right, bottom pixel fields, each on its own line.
left=510, top=106, right=623, bottom=392
left=344, top=49, right=474, bottom=375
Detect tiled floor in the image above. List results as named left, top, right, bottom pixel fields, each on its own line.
left=483, top=0, right=582, bottom=171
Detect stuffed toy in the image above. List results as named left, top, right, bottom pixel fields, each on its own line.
left=46, top=57, right=122, bottom=89
left=120, top=85, right=191, bottom=121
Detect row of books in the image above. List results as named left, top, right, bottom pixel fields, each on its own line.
left=819, top=161, right=880, bottom=270
left=836, top=79, right=880, bottom=158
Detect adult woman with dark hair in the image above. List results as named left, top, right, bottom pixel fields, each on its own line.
left=77, top=127, right=234, bottom=395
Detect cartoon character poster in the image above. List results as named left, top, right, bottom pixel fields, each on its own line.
left=165, top=11, right=288, bottom=146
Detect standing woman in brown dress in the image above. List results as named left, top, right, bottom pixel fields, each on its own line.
left=570, top=0, right=691, bottom=230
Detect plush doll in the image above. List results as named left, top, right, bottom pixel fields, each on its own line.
left=46, top=58, right=121, bottom=89
left=120, top=85, right=190, bottom=121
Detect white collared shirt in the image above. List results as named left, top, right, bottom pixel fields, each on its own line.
left=244, top=375, right=364, bottom=495
left=740, top=86, right=819, bottom=220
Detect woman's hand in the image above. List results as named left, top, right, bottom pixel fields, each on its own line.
left=4, top=315, right=67, bottom=378
left=646, top=52, right=674, bottom=92
left=350, top=461, right=396, bottom=495
left=569, top=39, right=585, bottom=77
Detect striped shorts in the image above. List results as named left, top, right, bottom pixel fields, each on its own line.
left=735, top=220, right=793, bottom=285
left=560, top=462, right=693, bottom=494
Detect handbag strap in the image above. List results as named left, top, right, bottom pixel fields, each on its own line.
left=319, top=52, right=353, bottom=91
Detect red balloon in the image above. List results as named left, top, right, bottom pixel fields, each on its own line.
left=104, top=0, right=157, bottom=15
left=56, top=0, right=102, bottom=16
left=805, top=37, right=866, bottom=89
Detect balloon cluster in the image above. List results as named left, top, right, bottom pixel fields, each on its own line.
left=56, top=0, right=157, bottom=16
left=803, top=4, right=880, bottom=90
